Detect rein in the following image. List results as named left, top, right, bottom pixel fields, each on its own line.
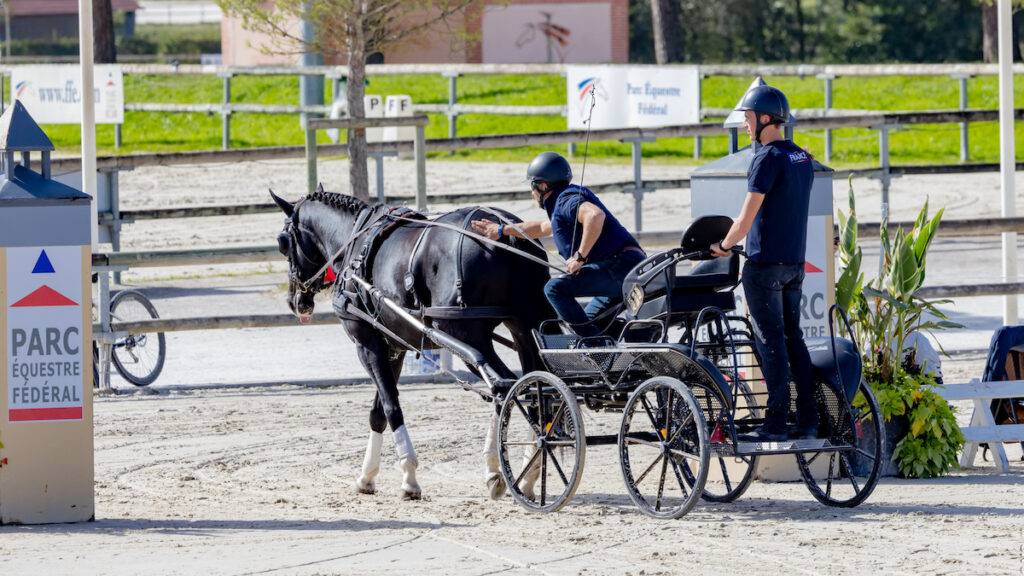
left=292, top=206, right=568, bottom=296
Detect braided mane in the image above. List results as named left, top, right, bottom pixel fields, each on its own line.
left=306, top=190, right=369, bottom=215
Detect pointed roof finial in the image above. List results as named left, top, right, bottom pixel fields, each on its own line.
left=0, top=101, right=55, bottom=152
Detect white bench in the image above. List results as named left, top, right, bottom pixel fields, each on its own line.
left=936, top=379, right=1024, bottom=473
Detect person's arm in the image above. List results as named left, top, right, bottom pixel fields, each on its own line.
left=470, top=218, right=551, bottom=240
left=573, top=202, right=605, bottom=260
left=711, top=149, right=776, bottom=257
left=710, top=192, right=764, bottom=256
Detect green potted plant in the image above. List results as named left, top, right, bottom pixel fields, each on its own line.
left=836, top=181, right=965, bottom=478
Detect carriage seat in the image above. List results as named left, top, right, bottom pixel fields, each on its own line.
left=806, top=337, right=862, bottom=400
left=623, top=252, right=740, bottom=322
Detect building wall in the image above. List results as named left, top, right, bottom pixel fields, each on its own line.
left=11, top=15, right=79, bottom=41
left=221, top=0, right=626, bottom=66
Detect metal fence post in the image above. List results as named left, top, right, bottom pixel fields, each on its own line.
left=879, top=125, right=891, bottom=219
left=694, top=72, right=702, bottom=159
left=443, top=71, right=458, bottom=143
left=953, top=73, right=970, bottom=163
left=114, top=123, right=122, bottom=149
left=108, top=170, right=123, bottom=284
left=97, top=269, right=113, bottom=392
left=819, top=73, right=835, bottom=162
left=622, top=136, right=655, bottom=232
left=305, top=124, right=318, bottom=196
left=0, top=72, right=5, bottom=114
left=414, top=123, right=427, bottom=211
left=221, top=73, right=232, bottom=150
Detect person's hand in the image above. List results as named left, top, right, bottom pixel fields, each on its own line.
left=566, top=256, right=584, bottom=275
left=471, top=219, right=500, bottom=240
left=710, top=242, right=731, bottom=258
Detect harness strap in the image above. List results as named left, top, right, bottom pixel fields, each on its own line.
left=423, top=306, right=516, bottom=320
left=454, top=209, right=480, bottom=307
left=404, top=223, right=431, bottom=306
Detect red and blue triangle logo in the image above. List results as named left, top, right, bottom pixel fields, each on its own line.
left=32, top=250, right=55, bottom=274
left=12, top=285, right=78, bottom=307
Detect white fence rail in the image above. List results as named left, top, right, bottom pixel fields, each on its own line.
left=936, top=380, right=1024, bottom=473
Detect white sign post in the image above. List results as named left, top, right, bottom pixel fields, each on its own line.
left=383, top=95, right=415, bottom=142
left=11, top=65, right=124, bottom=125
left=566, top=66, right=700, bottom=130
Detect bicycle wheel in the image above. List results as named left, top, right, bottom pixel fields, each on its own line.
left=110, top=289, right=166, bottom=386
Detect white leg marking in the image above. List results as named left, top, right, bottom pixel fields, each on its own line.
left=393, top=425, right=422, bottom=500
left=355, top=431, right=383, bottom=494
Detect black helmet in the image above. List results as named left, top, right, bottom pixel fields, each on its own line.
left=527, top=152, right=572, bottom=184
left=735, top=85, right=790, bottom=125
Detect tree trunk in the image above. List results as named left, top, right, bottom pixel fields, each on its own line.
left=93, top=0, right=117, bottom=63
left=983, top=1, right=998, bottom=63
left=346, top=1, right=370, bottom=203
left=649, top=0, right=682, bottom=64
left=793, top=0, right=806, bottom=61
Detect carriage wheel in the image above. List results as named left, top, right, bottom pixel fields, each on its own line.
left=796, top=379, right=884, bottom=508
left=497, top=371, right=585, bottom=513
left=619, top=377, right=710, bottom=519
left=700, top=378, right=759, bottom=503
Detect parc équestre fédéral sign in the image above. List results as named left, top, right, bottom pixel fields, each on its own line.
left=566, top=65, right=701, bottom=130
left=6, top=247, right=84, bottom=422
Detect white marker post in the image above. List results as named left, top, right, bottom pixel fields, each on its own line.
left=78, top=0, right=98, bottom=249
left=998, top=0, right=1018, bottom=325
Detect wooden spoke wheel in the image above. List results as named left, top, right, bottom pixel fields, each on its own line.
left=618, top=377, right=710, bottom=519
left=796, top=379, right=885, bottom=508
left=497, top=372, right=586, bottom=513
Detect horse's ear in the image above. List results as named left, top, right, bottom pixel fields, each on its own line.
left=316, top=182, right=324, bottom=194
left=269, top=189, right=294, bottom=217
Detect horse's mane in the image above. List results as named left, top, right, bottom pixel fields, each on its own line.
left=306, top=190, right=368, bottom=215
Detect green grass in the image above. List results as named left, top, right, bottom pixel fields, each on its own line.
left=34, top=72, right=1024, bottom=168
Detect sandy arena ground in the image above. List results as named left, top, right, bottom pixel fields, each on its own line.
left=2, top=158, right=1024, bottom=574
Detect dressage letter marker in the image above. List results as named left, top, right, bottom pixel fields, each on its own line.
left=6, top=246, right=85, bottom=422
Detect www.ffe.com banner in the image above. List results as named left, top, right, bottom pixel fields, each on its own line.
left=10, top=65, right=124, bottom=125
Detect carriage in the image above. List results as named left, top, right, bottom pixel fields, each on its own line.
left=490, top=215, right=885, bottom=519
left=310, top=201, right=884, bottom=519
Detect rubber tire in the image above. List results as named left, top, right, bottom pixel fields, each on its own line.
left=110, top=289, right=166, bottom=387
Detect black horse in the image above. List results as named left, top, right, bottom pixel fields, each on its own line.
left=271, top=187, right=553, bottom=499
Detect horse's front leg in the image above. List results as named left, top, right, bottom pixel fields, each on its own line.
left=355, top=392, right=386, bottom=495
left=483, top=407, right=506, bottom=499
left=354, top=336, right=421, bottom=500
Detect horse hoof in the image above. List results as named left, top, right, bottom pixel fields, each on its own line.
left=355, top=477, right=376, bottom=495
left=486, top=474, right=506, bottom=500
left=401, top=486, right=422, bottom=501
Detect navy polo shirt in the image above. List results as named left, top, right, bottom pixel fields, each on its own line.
left=544, top=184, right=639, bottom=261
left=746, top=140, right=815, bottom=264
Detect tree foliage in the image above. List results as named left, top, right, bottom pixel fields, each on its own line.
left=216, top=0, right=477, bottom=201
left=631, top=0, right=1024, bottom=64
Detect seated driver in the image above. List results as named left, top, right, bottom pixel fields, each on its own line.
left=472, top=152, right=645, bottom=336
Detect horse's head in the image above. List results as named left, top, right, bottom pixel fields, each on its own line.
left=271, top=186, right=369, bottom=324
left=272, top=189, right=326, bottom=323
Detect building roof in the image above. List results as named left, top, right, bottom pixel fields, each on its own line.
left=11, top=0, right=139, bottom=17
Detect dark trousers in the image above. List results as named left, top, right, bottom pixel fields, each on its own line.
left=742, top=261, right=817, bottom=434
left=544, top=249, right=645, bottom=337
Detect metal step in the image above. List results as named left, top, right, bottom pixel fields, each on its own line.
left=711, top=438, right=850, bottom=456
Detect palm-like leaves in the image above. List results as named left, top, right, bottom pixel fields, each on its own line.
left=836, top=185, right=961, bottom=381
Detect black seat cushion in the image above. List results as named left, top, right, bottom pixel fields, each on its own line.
left=673, top=254, right=740, bottom=291
left=667, top=290, right=737, bottom=315
left=806, top=337, right=862, bottom=400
